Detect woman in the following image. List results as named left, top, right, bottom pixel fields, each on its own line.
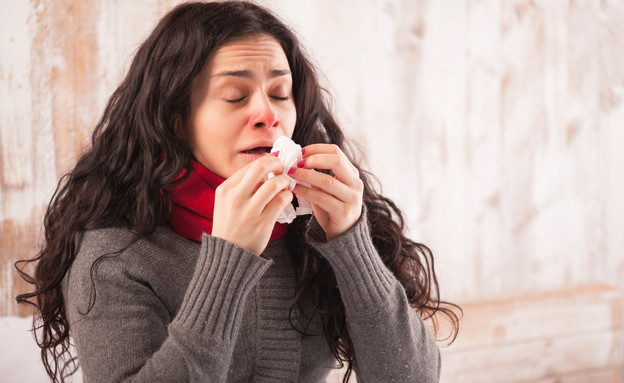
left=17, top=1, right=459, bottom=382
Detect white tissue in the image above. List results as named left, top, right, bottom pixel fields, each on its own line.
left=269, top=136, right=314, bottom=223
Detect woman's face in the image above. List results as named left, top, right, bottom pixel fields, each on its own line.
left=186, top=34, right=297, bottom=178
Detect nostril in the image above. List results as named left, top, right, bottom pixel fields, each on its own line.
left=249, top=109, right=280, bottom=129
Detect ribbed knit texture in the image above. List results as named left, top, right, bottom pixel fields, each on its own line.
left=306, top=214, right=398, bottom=315
left=255, top=242, right=301, bottom=382
left=63, top=214, right=441, bottom=382
left=307, top=213, right=442, bottom=382
left=174, top=233, right=271, bottom=341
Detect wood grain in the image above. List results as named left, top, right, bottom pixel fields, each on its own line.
left=1, top=0, right=624, bottom=380
left=0, top=214, right=43, bottom=317
left=439, top=285, right=624, bottom=382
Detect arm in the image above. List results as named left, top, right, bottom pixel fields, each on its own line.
left=289, top=143, right=440, bottom=381
left=64, top=154, right=290, bottom=382
left=306, top=215, right=441, bottom=382
left=64, top=230, right=271, bottom=382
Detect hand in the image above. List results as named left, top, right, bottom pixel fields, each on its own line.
left=290, top=144, right=364, bottom=241
left=211, top=154, right=293, bottom=256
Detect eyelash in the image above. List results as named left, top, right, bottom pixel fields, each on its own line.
left=226, top=96, right=246, bottom=103
left=225, top=95, right=290, bottom=104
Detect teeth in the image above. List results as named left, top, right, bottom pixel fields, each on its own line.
left=243, top=147, right=271, bottom=154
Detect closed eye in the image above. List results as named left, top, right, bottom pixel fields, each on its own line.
left=226, top=96, right=246, bottom=103
left=271, top=96, right=290, bottom=101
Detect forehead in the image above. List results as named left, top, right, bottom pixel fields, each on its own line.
left=209, top=35, right=290, bottom=73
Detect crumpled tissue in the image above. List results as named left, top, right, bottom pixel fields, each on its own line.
left=267, top=136, right=313, bottom=223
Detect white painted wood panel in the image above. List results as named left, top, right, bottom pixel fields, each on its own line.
left=440, top=285, right=623, bottom=382
left=1, top=0, right=623, bottom=380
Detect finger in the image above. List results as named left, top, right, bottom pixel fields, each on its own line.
left=292, top=183, right=345, bottom=215
left=262, top=188, right=294, bottom=220
left=289, top=167, right=356, bottom=203
left=232, top=154, right=285, bottom=195
left=249, top=174, right=292, bottom=213
left=300, top=144, right=360, bottom=187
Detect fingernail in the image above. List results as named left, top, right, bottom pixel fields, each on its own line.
left=288, top=167, right=296, bottom=175
left=301, top=148, right=305, bottom=155
left=297, top=160, right=305, bottom=168
left=272, top=151, right=280, bottom=157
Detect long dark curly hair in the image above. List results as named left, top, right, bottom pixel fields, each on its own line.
left=15, top=1, right=460, bottom=382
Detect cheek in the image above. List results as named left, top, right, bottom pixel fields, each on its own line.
left=192, top=107, right=234, bottom=142
left=281, top=104, right=297, bottom=137
left=189, top=109, right=225, bottom=157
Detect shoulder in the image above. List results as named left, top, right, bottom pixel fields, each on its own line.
left=65, top=226, right=199, bottom=314
left=68, top=225, right=198, bottom=293
left=76, top=226, right=135, bottom=258
left=75, top=226, right=196, bottom=265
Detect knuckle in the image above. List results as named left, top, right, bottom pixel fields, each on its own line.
left=332, top=155, right=343, bottom=168
left=278, top=190, right=293, bottom=205
left=281, top=175, right=292, bottom=187
left=321, top=175, right=335, bottom=187
left=355, top=178, right=364, bottom=192
left=248, top=162, right=260, bottom=174
left=347, top=188, right=358, bottom=200
left=215, top=184, right=229, bottom=198
left=251, top=161, right=267, bottom=173
left=226, top=184, right=245, bottom=199
left=230, top=191, right=245, bottom=205
left=272, top=175, right=290, bottom=190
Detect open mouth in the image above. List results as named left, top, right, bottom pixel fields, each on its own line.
left=241, top=146, right=272, bottom=155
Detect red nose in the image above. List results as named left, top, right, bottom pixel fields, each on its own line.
left=248, top=108, right=280, bottom=129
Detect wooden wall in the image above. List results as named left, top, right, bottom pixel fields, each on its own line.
left=0, top=0, right=180, bottom=316
left=1, top=0, right=623, bottom=381
left=440, top=285, right=623, bottom=382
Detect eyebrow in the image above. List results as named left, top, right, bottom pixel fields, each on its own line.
left=212, top=69, right=291, bottom=79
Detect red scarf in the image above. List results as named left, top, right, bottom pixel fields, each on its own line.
left=169, top=160, right=289, bottom=242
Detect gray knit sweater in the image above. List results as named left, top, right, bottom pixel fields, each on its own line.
left=63, top=214, right=440, bottom=382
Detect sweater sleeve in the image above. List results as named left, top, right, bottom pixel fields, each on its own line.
left=306, top=213, right=441, bottom=383
left=64, top=230, right=271, bottom=383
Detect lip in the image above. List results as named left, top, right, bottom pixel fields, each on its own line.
left=238, top=140, right=276, bottom=153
